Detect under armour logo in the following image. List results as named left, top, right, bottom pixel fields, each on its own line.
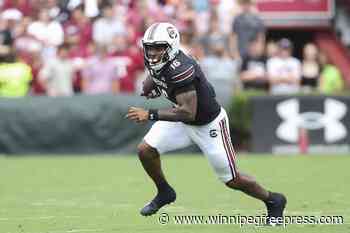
left=276, top=98, right=347, bottom=143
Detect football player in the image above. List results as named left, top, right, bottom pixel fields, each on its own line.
left=126, top=22, right=286, bottom=223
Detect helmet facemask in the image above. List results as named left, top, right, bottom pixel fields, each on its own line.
left=143, top=42, right=172, bottom=72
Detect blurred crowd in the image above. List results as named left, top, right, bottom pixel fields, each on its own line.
left=0, top=0, right=345, bottom=98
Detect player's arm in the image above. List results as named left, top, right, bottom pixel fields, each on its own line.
left=126, top=85, right=197, bottom=123
left=157, top=85, right=197, bottom=122
left=127, top=62, right=198, bottom=123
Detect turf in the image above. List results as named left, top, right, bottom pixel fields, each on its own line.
left=0, top=154, right=349, bottom=233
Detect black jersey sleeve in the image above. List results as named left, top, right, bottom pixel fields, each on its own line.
left=167, top=63, right=195, bottom=88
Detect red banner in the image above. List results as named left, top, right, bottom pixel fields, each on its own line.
left=256, top=0, right=333, bottom=19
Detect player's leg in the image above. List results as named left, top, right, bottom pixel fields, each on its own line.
left=226, top=172, right=269, bottom=200
left=217, top=113, right=287, bottom=219
left=138, top=121, right=192, bottom=216
left=187, top=108, right=286, bottom=222
left=138, top=143, right=170, bottom=194
left=226, top=173, right=286, bottom=224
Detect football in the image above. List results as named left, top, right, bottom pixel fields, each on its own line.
left=141, top=76, right=156, bottom=97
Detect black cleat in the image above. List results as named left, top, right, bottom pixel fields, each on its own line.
left=265, top=192, right=287, bottom=225
left=140, top=187, right=176, bottom=216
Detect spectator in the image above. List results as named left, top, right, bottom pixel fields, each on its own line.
left=28, top=51, right=45, bottom=95
left=174, top=0, right=196, bottom=32
left=0, top=0, right=345, bottom=97
left=92, top=4, right=126, bottom=46
left=1, top=8, right=23, bottom=36
left=301, top=43, right=320, bottom=91
left=1, top=0, right=33, bottom=17
left=67, top=41, right=96, bottom=93
left=266, top=40, right=279, bottom=59
left=62, top=5, right=93, bottom=92
left=267, top=38, right=301, bottom=95
left=63, top=5, right=92, bottom=51
left=126, top=0, right=146, bottom=42
left=217, top=0, right=237, bottom=35
left=180, top=29, right=195, bottom=55
left=192, top=0, right=210, bottom=35
left=14, top=17, right=45, bottom=94
left=240, top=38, right=268, bottom=91
left=81, top=45, right=120, bottom=95
left=0, top=50, right=32, bottom=97
left=45, top=0, right=68, bottom=22
left=38, top=43, right=75, bottom=97
left=0, top=16, right=13, bottom=60
left=230, top=0, right=265, bottom=59
left=200, top=43, right=239, bottom=105
left=84, top=0, right=99, bottom=18
left=27, top=8, right=64, bottom=59
left=109, top=35, right=144, bottom=93
left=318, top=52, right=344, bottom=94
left=200, top=10, right=229, bottom=56
left=14, top=17, right=42, bottom=58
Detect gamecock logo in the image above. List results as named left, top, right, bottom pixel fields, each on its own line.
left=167, top=27, right=177, bottom=39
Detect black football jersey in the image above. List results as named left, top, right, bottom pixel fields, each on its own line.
left=148, top=50, right=221, bottom=125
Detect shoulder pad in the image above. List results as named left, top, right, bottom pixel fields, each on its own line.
left=167, top=60, right=195, bottom=84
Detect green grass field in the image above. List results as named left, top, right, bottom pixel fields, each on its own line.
left=0, top=154, right=349, bottom=233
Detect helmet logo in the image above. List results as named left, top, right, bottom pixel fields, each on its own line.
left=167, top=27, right=177, bottom=39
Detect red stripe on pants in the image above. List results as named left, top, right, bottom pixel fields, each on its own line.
left=219, top=119, right=236, bottom=179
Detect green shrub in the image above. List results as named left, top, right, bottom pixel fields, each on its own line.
left=227, top=90, right=266, bottom=150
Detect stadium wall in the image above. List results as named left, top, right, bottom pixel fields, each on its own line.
left=1, top=94, right=349, bottom=155
left=0, top=95, right=169, bottom=155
